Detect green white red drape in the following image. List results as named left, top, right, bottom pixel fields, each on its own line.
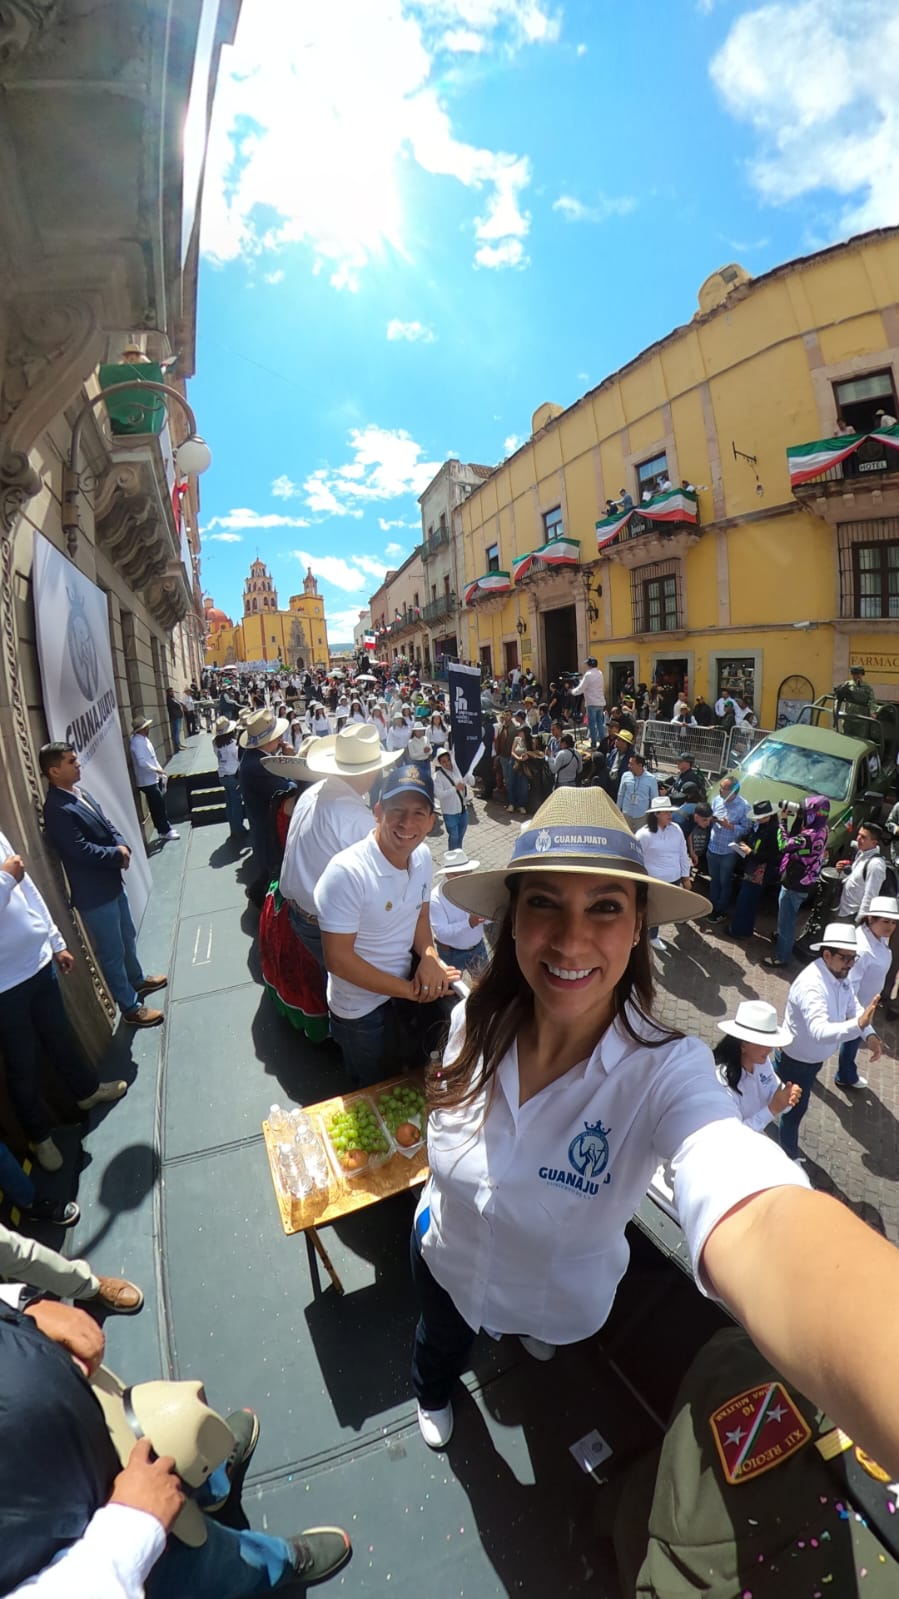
left=786, top=425, right=899, bottom=486
left=595, top=486, right=698, bottom=549
left=512, top=537, right=580, bottom=581
left=463, top=570, right=512, bottom=605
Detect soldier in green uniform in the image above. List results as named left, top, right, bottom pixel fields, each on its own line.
left=834, top=663, right=877, bottom=738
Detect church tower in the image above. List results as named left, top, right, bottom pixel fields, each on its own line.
left=303, top=565, right=318, bottom=596
left=243, top=557, right=278, bottom=617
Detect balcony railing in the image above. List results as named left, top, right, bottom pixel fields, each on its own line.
left=787, top=424, right=899, bottom=491
left=595, top=487, right=700, bottom=554
left=422, top=526, right=450, bottom=559
left=421, top=592, right=457, bottom=623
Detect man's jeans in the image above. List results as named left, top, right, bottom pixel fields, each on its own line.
left=80, top=890, right=144, bottom=1015
left=774, top=886, right=807, bottom=963
left=169, top=713, right=183, bottom=750
left=222, top=772, right=246, bottom=837
left=498, top=755, right=512, bottom=800
left=139, top=780, right=170, bottom=837
left=0, top=962, right=97, bottom=1140
left=774, top=1050, right=821, bottom=1158
left=836, top=1036, right=862, bottom=1085
left=707, top=850, right=738, bottom=918
left=587, top=705, right=606, bottom=748
left=145, top=1517, right=295, bottom=1598
left=506, top=764, right=529, bottom=810
left=444, top=809, right=468, bottom=851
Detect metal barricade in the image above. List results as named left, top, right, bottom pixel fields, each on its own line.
left=639, top=720, right=731, bottom=779
left=726, top=724, right=771, bottom=765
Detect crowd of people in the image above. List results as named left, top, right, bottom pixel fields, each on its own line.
left=3, top=652, right=899, bottom=1593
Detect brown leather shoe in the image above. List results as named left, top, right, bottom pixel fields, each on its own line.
left=136, top=975, right=168, bottom=996
left=91, top=1276, right=144, bottom=1315
left=123, top=1005, right=164, bottom=1027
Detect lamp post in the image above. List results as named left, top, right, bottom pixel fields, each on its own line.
left=62, top=378, right=211, bottom=558
left=581, top=568, right=603, bottom=623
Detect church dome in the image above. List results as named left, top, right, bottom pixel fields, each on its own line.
left=204, top=598, right=233, bottom=631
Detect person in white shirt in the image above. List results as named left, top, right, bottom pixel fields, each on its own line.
left=713, top=1000, right=801, bottom=1131
left=837, top=822, right=888, bottom=921
left=570, top=657, right=606, bottom=749
left=433, top=749, right=468, bottom=852
left=428, top=712, right=449, bottom=750
left=0, top=833, right=126, bottom=1172
left=386, top=713, right=411, bottom=751
left=635, top=795, right=691, bottom=951
left=315, top=766, right=459, bottom=1085
left=212, top=716, right=247, bottom=840
left=777, top=922, right=882, bottom=1159
left=306, top=704, right=331, bottom=737
left=370, top=703, right=390, bottom=744
left=279, top=725, right=400, bottom=977
left=410, top=787, right=899, bottom=1468
left=429, top=853, right=490, bottom=975
left=835, top=895, right=899, bottom=1089
left=128, top=716, right=178, bottom=842
left=547, top=731, right=582, bottom=788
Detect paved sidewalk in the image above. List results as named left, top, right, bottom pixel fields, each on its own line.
left=450, top=793, right=899, bottom=1242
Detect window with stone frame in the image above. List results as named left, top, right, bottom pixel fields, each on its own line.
left=838, top=518, right=899, bottom=619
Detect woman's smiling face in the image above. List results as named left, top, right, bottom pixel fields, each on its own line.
left=511, top=871, right=642, bottom=1032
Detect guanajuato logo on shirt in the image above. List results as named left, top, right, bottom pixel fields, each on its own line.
left=538, top=1119, right=611, bottom=1197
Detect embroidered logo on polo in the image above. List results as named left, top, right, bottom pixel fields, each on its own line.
left=538, top=1119, right=611, bottom=1197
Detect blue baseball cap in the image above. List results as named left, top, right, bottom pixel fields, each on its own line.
left=379, top=765, right=434, bottom=808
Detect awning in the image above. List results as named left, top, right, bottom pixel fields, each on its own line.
left=787, top=424, right=899, bottom=486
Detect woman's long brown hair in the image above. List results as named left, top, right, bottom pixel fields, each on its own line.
left=426, top=876, right=683, bottom=1112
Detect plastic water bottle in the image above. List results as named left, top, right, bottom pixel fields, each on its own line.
left=269, top=1104, right=290, bottom=1139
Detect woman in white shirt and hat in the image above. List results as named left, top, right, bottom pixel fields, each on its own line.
left=410, top=785, right=899, bottom=1475
left=635, top=794, right=691, bottom=953
left=429, top=851, right=489, bottom=975
left=835, top=894, right=899, bottom=1089
left=713, top=1000, right=801, bottom=1131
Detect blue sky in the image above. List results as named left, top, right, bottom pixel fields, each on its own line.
left=193, top=0, right=896, bottom=642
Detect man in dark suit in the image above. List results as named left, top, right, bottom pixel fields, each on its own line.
left=40, top=744, right=165, bottom=1028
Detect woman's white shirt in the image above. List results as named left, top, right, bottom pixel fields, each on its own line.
left=215, top=739, right=239, bottom=778
left=416, top=1002, right=808, bottom=1345
left=848, top=923, right=892, bottom=1008
left=716, top=1059, right=782, bottom=1132
left=635, top=822, right=690, bottom=885
left=433, top=762, right=464, bottom=815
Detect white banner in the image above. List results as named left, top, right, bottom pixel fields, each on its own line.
left=32, top=534, right=152, bottom=923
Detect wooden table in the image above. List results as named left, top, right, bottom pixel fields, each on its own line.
left=262, top=1073, right=428, bottom=1295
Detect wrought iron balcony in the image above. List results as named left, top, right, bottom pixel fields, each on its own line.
left=595, top=487, right=701, bottom=568
left=422, top=526, right=450, bottom=560
left=788, top=424, right=899, bottom=495
left=421, top=592, right=457, bottom=623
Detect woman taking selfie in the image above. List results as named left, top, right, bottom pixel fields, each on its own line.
left=410, top=787, right=899, bottom=1481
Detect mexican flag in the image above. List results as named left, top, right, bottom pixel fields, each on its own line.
left=640, top=487, right=698, bottom=524
left=512, top=551, right=536, bottom=581
left=363, top=633, right=376, bottom=650
left=595, top=507, right=634, bottom=548
left=787, top=424, right=899, bottom=486
left=536, top=536, right=580, bottom=566
left=463, top=570, right=512, bottom=605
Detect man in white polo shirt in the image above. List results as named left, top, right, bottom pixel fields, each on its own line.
left=279, top=725, right=401, bottom=977
left=315, top=767, right=460, bottom=1084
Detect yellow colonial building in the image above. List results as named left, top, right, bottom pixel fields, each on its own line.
left=205, top=560, right=330, bottom=668
left=459, top=227, right=899, bottom=726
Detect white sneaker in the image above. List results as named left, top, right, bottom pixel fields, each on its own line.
left=519, top=1335, right=557, bottom=1362
left=505, top=805, right=514, bottom=813
left=161, top=830, right=180, bottom=841
left=836, top=1075, right=868, bottom=1090
left=417, top=1403, right=454, bottom=1448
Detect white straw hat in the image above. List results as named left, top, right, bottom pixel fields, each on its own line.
left=649, top=795, right=674, bottom=813
left=239, top=708, right=289, bottom=748
left=865, top=896, right=899, bottom=921
left=718, top=1000, right=792, bottom=1048
left=304, top=722, right=401, bottom=777
left=443, top=787, right=711, bottom=925
left=261, top=737, right=322, bottom=781
left=440, top=849, right=480, bottom=874
left=809, top=922, right=859, bottom=953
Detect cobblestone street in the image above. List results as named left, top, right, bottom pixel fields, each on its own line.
left=440, top=793, right=899, bottom=1244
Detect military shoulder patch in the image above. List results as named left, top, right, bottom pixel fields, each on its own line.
left=710, top=1380, right=811, bottom=1485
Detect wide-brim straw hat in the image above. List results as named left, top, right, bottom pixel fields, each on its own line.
left=443, top=787, right=712, bottom=924
left=90, top=1367, right=234, bottom=1546
left=262, top=737, right=322, bottom=781
left=304, top=722, right=402, bottom=777
left=718, top=999, right=792, bottom=1049
left=214, top=715, right=236, bottom=735
left=130, top=715, right=152, bottom=733
left=239, top=709, right=290, bottom=748
left=809, top=922, right=859, bottom=953
left=866, top=895, right=899, bottom=921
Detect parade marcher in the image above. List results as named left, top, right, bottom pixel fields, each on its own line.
left=315, top=766, right=459, bottom=1085
left=570, top=657, right=607, bottom=750
left=764, top=795, right=831, bottom=967
left=726, top=799, right=781, bottom=938
left=713, top=1000, right=801, bottom=1131
left=705, top=777, right=751, bottom=923
left=837, top=821, right=888, bottom=921
left=432, top=749, right=468, bottom=852
left=635, top=795, right=691, bottom=951
left=409, top=787, right=899, bottom=1474
left=41, top=744, right=166, bottom=1030
left=386, top=712, right=411, bottom=752
left=834, top=663, right=876, bottom=737
left=834, top=896, right=899, bottom=1089
left=237, top=708, right=293, bottom=903
left=0, top=830, right=128, bottom=1171
left=214, top=717, right=247, bottom=841
left=615, top=752, right=658, bottom=831
left=776, top=923, right=881, bottom=1160
left=128, top=716, right=179, bottom=843
left=279, top=726, right=400, bottom=977
left=429, top=852, right=490, bottom=976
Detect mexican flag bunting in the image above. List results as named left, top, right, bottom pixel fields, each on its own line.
left=536, top=536, right=580, bottom=566
left=787, top=424, right=899, bottom=486
left=640, top=487, right=698, bottom=524
left=463, top=570, right=512, bottom=605
left=512, top=551, right=536, bottom=581
left=595, top=507, right=634, bottom=548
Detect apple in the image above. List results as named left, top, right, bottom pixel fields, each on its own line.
left=395, top=1122, right=421, bottom=1148
left=342, top=1148, right=368, bottom=1171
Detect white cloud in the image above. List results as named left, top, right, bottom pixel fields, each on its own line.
left=503, top=433, right=522, bottom=454
left=205, top=531, right=244, bottom=543
left=576, top=41, right=587, bottom=55
left=328, top=604, right=371, bottom=641
left=710, top=0, right=899, bottom=234
left=201, top=0, right=555, bottom=283
left=387, top=318, right=437, bottom=342
left=271, top=474, right=299, bottom=499
left=385, top=541, right=406, bottom=557
left=264, top=268, right=285, bottom=284
left=206, top=509, right=312, bottom=531
left=379, top=517, right=408, bottom=531
left=288, top=550, right=388, bottom=593
left=475, top=237, right=526, bottom=269
left=303, top=424, right=445, bottom=516
left=553, top=192, right=637, bottom=224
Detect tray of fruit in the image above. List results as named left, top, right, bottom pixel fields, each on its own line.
left=320, top=1096, right=394, bottom=1180
left=374, top=1082, right=428, bottom=1159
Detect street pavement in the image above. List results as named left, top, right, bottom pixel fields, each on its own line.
left=446, top=791, right=899, bottom=1244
